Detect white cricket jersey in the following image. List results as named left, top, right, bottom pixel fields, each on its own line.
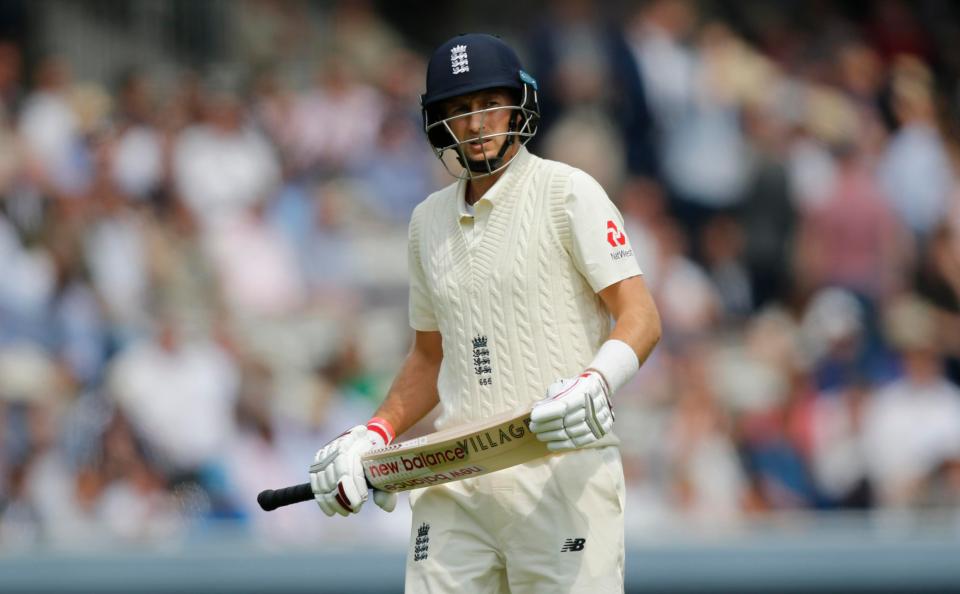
left=408, top=147, right=642, bottom=431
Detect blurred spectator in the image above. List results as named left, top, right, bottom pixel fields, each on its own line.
left=625, top=0, right=698, bottom=136
left=83, top=135, right=151, bottom=335
left=737, top=101, right=796, bottom=307
left=48, top=236, right=106, bottom=387
left=85, top=410, right=183, bottom=543
left=649, top=218, right=720, bottom=344
left=0, top=215, right=57, bottom=345
left=249, top=68, right=298, bottom=165
left=107, top=318, right=240, bottom=476
left=529, top=0, right=659, bottom=179
left=800, top=288, right=869, bottom=391
left=794, top=142, right=910, bottom=301
left=172, top=87, right=280, bottom=227
left=18, top=55, right=87, bottom=195
left=666, top=350, right=747, bottom=525
left=110, top=69, right=163, bottom=201
left=618, top=177, right=666, bottom=288
left=351, top=109, right=438, bottom=225
left=863, top=296, right=960, bottom=507
left=287, top=56, right=385, bottom=175
left=142, top=199, right=221, bottom=333
left=206, top=201, right=305, bottom=318
left=810, top=381, right=874, bottom=508
left=542, top=108, right=625, bottom=192
left=878, top=57, right=954, bottom=237
left=700, top=215, right=752, bottom=319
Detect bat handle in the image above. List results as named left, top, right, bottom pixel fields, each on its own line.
left=257, top=479, right=376, bottom=511
left=257, top=483, right=313, bottom=511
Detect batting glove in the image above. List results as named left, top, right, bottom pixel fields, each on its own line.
left=529, top=371, right=614, bottom=451
left=309, top=419, right=397, bottom=516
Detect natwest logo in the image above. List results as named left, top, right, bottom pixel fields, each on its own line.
left=606, top=220, right=626, bottom=248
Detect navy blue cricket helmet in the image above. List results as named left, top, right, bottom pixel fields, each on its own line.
left=421, top=33, right=540, bottom=177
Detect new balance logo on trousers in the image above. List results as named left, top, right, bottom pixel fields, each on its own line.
left=560, top=538, right=586, bottom=552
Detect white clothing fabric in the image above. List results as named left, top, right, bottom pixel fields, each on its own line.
left=205, top=212, right=305, bottom=317
left=172, top=124, right=280, bottom=227
left=84, top=215, right=148, bottom=326
left=108, top=338, right=240, bottom=471
left=878, top=123, right=953, bottom=235
left=863, top=377, right=960, bottom=503
left=405, top=446, right=625, bottom=594
left=112, top=125, right=163, bottom=199
left=407, top=147, right=642, bottom=430
left=18, top=91, right=79, bottom=176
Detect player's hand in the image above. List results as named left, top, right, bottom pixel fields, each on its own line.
left=309, top=425, right=397, bottom=516
left=529, top=372, right=614, bottom=451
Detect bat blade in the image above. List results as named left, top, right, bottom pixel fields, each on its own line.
left=256, top=404, right=552, bottom=510
left=361, top=404, right=551, bottom=493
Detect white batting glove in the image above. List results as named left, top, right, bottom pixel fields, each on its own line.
left=529, top=371, right=614, bottom=451
left=309, top=423, right=397, bottom=516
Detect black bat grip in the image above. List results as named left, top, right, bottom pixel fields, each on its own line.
left=258, top=483, right=313, bottom=511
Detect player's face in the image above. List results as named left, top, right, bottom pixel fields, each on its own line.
left=441, top=88, right=518, bottom=163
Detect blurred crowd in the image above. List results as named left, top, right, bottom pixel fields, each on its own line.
left=2, top=0, right=960, bottom=548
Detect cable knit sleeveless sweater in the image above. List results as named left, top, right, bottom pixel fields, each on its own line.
left=409, top=149, right=613, bottom=432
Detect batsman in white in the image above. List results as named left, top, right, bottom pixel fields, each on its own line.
left=309, top=33, right=661, bottom=593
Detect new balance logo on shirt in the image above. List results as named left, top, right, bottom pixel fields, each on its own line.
left=560, top=538, right=586, bottom=552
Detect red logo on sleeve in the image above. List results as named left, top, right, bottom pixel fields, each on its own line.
left=606, top=220, right=626, bottom=248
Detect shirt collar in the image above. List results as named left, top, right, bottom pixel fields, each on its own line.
left=457, top=146, right=530, bottom=221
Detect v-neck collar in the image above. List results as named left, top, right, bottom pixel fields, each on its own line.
left=447, top=147, right=535, bottom=293
left=456, top=147, right=531, bottom=222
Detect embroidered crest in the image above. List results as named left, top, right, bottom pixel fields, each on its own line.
left=450, top=44, right=469, bottom=75
left=472, top=335, right=493, bottom=386
left=414, top=522, right=431, bottom=562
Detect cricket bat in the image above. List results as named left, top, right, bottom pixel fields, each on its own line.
left=257, top=404, right=551, bottom=511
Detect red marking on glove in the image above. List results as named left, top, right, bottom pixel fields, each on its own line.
left=335, top=483, right=354, bottom=512
left=550, top=377, right=582, bottom=400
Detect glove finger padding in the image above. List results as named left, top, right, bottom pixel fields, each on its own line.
left=547, top=439, right=577, bottom=452
left=535, top=428, right=571, bottom=443
left=528, top=416, right=565, bottom=434
left=373, top=489, right=398, bottom=512
left=563, top=421, right=595, bottom=439
left=530, top=398, right=568, bottom=424
left=562, top=407, right=587, bottom=427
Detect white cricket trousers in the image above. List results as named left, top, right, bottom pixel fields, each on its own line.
left=404, top=446, right=625, bottom=594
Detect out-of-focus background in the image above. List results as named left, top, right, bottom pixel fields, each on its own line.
left=1, top=0, right=960, bottom=592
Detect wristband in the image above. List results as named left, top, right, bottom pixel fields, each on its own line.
left=585, top=339, right=639, bottom=397
left=366, top=417, right=396, bottom=446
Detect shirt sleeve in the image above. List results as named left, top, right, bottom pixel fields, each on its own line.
left=566, top=170, right=643, bottom=293
left=408, top=204, right=439, bottom=331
